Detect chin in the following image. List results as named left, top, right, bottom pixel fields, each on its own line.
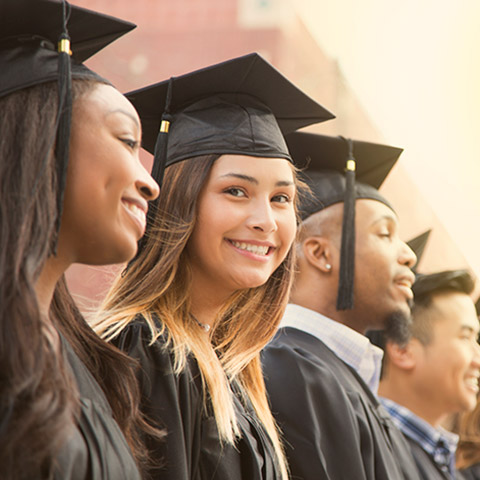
left=232, top=274, right=271, bottom=290
left=88, top=244, right=137, bottom=266
left=383, top=309, right=412, bottom=344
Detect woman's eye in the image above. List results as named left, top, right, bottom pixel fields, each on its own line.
left=120, top=138, right=139, bottom=149
left=225, top=187, right=246, bottom=198
left=272, top=194, right=291, bottom=203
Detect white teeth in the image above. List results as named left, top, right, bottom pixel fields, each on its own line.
left=466, top=377, right=479, bottom=389
left=231, top=240, right=269, bottom=256
left=125, top=202, right=146, bottom=224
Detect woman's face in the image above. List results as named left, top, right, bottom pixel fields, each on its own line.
left=58, top=83, right=159, bottom=266
left=188, top=154, right=297, bottom=299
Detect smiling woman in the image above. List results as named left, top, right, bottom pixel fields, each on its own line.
left=188, top=155, right=297, bottom=298
left=60, top=83, right=155, bottom=265
left=0, top=1, right=160, bottom=479
left=92, top=53, right=332, bottom=480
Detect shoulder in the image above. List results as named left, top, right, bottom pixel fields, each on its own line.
left=263, top=327, right=346, bottom=387
left=113, top=315, right=170, bottom=363
left=114, top=316, right=200, bottom=395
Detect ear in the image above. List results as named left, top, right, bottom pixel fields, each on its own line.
left=385, top=340, right=417, bottom=371
left=302, top=236, right=334, bottom=273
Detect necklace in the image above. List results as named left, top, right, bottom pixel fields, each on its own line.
left=190, top=313, right=211, bottom=332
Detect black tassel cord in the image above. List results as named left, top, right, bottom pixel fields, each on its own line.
left=53, top=0, right=73, bottom=253
left=132, top=77, right=174, bottom=262
left=336, top=138, right=356, bottom=310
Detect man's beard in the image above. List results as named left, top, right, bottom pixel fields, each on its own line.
left=383, top=303, right=413, bottom=346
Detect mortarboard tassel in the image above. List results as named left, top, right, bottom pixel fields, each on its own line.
left=151, top=77, right=174, bottom=187
left=133, top=77, right=174, bottom=262
left=336, top=138, right=356, bottom=310
left=53, top=0, right=73, bottom=254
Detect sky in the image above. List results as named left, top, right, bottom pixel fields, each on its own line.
left=294, top=0, right=480, bottom=275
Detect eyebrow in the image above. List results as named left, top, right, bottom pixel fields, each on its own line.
left=372, top=213, right=398, bottom=226
left=105, top=109, right=140, bottom=128
left=219, top=173, right=294, bottom=187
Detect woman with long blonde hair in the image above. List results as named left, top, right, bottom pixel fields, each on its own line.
left=93, top=54, right=332, bottom=479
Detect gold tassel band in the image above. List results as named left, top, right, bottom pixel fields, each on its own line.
left=160, top=120, right=170, bottom=133
left=58, top=38, right=72, bottom=55
left=346, top=159, right=356, bottom=172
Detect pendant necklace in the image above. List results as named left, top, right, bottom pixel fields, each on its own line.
left=190, top=313, right=211, bottom=333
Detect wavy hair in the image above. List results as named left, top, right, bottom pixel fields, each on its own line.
left=0, top=79, right=159, bottom=479
left=454, top=401, right=480, bottom=469
left=93, top=154, right=303, bottom=479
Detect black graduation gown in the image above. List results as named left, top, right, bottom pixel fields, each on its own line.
left=406, top=438, right=465, bottom=480
left=55, top=336, right=141, bottom=480
left=261, top=327, right=421, bottom=480
left=461, top=464, right=480, bottom=480
left=114, top=320, right=282, bottom=480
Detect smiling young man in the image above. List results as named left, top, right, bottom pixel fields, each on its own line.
left=261, top=132, right=421, bottom=480
left=378, top=270, right=480, bottom=480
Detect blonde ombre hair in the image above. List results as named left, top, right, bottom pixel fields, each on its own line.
left=93, top=154, right=300, bottom=479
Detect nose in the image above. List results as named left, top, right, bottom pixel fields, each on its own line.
left=247, top=198, right=277, bottom=234
left=472, top=341, right=480, bottom=367
left=398, top=240, right=417, bottom=269
left=135, top=163, right=160, bottom=201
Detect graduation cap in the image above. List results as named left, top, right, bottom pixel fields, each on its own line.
left=407, top=229, right=431, bottom=273
left=285, top=131, right=403, bottom=310
left=125, top=52, right=335, bottom=185
left=0, top=0, right=135, bottom=247
left=125, top=53, right=334, bottom=259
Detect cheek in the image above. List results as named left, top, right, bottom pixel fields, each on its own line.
left=278, top=211, right=297, bottom=250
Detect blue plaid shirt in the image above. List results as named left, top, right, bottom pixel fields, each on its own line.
left=280, top=304, right=384, bottom=393
left=380, top=397, right=459, bottom=479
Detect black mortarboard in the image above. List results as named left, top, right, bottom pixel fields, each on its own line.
left=0, top=0, right=135, bottom=248
left=286, top=131, right=403, bottom=310
left=0, top=0, right=135, bottom=97
left=125, top=53, right=334, bottom=259
left=407, top=229, right=431, bottom=273
left=126, top=52, right=334, bottom=185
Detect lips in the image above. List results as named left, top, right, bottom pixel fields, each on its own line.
left=227, top=239, right=275, bottom=257
left=122, top=198, right=147, bottom=236
left=394, top=272, right=415, bottom=300
left=465, top=372, right=480, bottom=393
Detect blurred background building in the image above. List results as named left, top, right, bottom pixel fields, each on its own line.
left=68, top=0, right=480, bottom=308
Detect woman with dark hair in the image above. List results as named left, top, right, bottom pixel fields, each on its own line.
left=93, top=54, right=332, bottom=480
left=0, top=1, right=160, bottom=478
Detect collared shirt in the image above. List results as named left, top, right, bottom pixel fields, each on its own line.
left=380, top=397, right=459, bottom=479
left=280, top=303, right=384, bottom=394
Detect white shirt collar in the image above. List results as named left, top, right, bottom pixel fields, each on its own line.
left=280, top=303, right=384, bottom=394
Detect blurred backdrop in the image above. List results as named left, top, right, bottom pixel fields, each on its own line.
left=68, top=0, right=480, bottom=309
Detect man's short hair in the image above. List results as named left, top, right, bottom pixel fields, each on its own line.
left=411, top=270, right=475, bottom=345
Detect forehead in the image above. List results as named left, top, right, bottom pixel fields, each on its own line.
left=355, top=198, right=398, bottom=225
left=431, top=291, right=480, bottom=334
left=210, top=154, right=295, bottom=180
left=75, top=83, right=139, bottom=123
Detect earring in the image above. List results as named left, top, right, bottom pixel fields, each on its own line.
left=325, top=264, right=332, bottom=271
